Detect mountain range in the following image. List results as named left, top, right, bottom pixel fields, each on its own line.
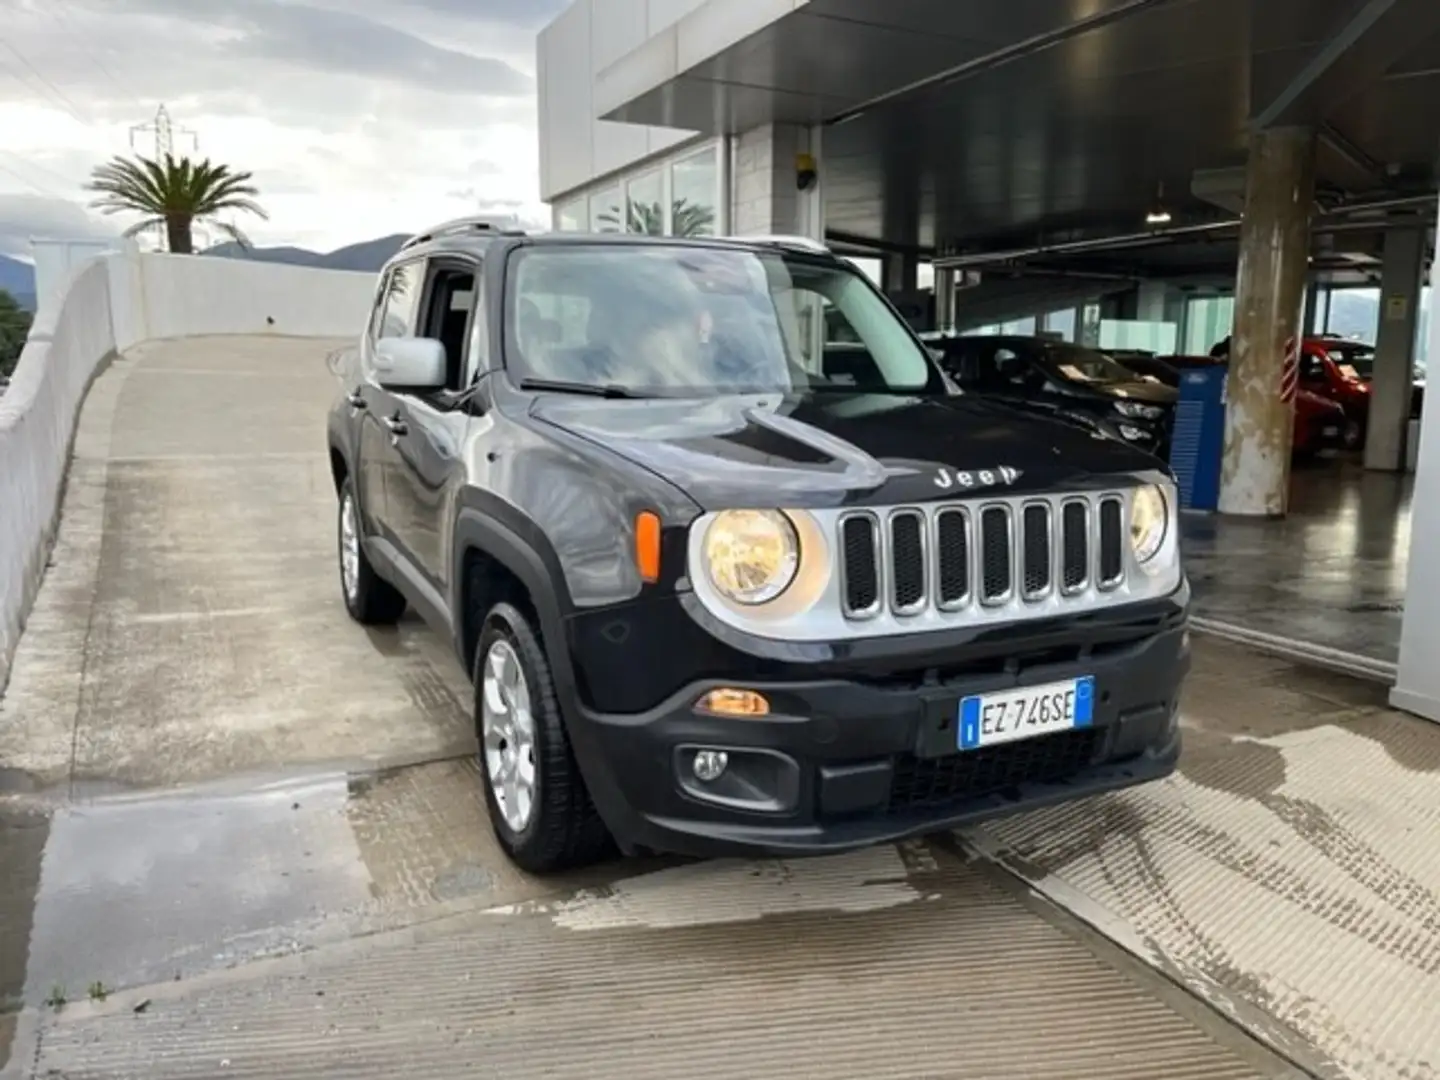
left=201, top=233, right=409, bottom=273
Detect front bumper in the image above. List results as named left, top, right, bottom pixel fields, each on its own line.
left=565, top=619, right=1189, bottom=859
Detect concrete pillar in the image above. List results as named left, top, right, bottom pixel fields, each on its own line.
left=1363, top=225, right=1426, bottom=471
left=730, top=123, right=824, bottom=241
left=1390, top=202, right=1440, bottom=723
left=1218, top=127, right=1316, bottom=517
left=1135, top=281, right=1168, bottom=323
left=934, top=268, right=956, bottom=333
left=881, top=253, right=919, bottom=295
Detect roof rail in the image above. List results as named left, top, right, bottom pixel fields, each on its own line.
left=402, top=214, right=526, bottom=251
left=724, top=233, right=830, bottom=254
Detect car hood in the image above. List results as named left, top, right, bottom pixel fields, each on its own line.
left=530, top=391, right=1168, bottom=510
left=1076, top=378, right=1177, bottom=405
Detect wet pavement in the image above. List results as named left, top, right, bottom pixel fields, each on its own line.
left=969, top=636, right=1440, bottom=1080
left=0, top=338, right=477, bottom=794
left=1183, top=458, right=1412, bottom=666
left=0, top=334, right=1435, bottom=1077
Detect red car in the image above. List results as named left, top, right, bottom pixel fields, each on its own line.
left=1298, top=337, right=1370, bottom=449
left=1148, top=354, right=1346, bottom=456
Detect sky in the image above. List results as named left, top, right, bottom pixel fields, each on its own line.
left=0, top=0, right=571, bottom=258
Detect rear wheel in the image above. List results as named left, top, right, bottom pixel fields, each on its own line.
left=475, top=601, right=611, bottom=872
left=338, top=477, right=406, bottom=625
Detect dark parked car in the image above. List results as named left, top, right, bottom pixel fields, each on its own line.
left=929, top=336, right=1177, bottom=458
left=1110, top=353, right=1180, bottom=386
left=326, top=221, right=1190, bottom=872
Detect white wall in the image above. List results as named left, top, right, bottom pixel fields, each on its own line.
left=538, top=0, right=706, bottom=201
left=30, top=237, right=130, bottom=317
left=0, top=249, right=379, bottom=693
left=1391, top=204, right=1440, bottom=723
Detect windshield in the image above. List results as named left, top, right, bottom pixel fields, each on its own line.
left=1326, top=344, right=1375, bottom=379
left=1039, top=343, right=1139, bottom=385
left=506, top=245, right=945, bottom=396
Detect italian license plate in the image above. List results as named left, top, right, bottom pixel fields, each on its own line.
left=958, top=676, right=1095, bottom=751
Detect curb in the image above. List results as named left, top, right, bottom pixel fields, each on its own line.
left=1189, top=616, right=1397, bottom=684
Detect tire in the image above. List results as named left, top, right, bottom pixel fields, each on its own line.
left=1341, top=418, right=1363, bottom=452
left=337, top=477, right=406, bottom=625
left=474, top=601, right=612, bottom=872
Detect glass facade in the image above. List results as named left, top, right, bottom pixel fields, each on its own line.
left=588, top=186, right=622, bottom=232
left=1042, top=309, right=1077, bottom=341
left=1183, top=295, right=1233, bottom=355
left=549, top=139, right=726, bottom=239
left=669, top=147, right=719, bottom=237
left=623, top=167, right=664, bottom=235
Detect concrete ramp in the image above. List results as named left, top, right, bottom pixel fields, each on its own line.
left=26, top=843, right=1284, bottom=1080
left=0, top=336, right=475, bottom=793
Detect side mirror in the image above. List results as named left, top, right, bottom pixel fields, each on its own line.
left=374, top=337, right=446, bottom=390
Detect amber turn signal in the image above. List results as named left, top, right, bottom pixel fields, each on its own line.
left=634, top=510, right=661, bottom=583
left=696, top=688, right=771, bottom=717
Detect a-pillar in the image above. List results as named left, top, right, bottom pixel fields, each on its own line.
left=1218, top=127, right=1316, bottom=516
left=1390, top=202, right=1440, bottom=723
left=1363, top=224, right=1427, bottom=471
left=729, top=124, right=824, bottom=241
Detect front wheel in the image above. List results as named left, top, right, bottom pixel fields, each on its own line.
left=475, top=601, right=611, bottom=872
left=1342, top=418, right=1364, bottom=451
left=337, top=477, right=406, bottom=625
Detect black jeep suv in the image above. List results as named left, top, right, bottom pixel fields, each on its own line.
left=326, top=218, right=1190, bottom=872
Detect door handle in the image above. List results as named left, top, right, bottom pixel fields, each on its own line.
left=346, top=389, right=367, bottom=409
left=382, top=414, right=408, bottom=437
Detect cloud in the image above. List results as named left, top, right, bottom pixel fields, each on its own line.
left=0, top=0, right=554, bottom=251
left=0, top=195, right=117, bottom=257
left=109, top=0, right=533, bottom=97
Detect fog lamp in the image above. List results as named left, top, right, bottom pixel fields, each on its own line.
left=692, top=750, right=729, bottom=783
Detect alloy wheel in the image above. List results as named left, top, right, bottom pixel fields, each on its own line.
left=481, top=639, right=538, bottom=833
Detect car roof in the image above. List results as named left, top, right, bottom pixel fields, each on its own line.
left=386, top=220, right=839, bottom=270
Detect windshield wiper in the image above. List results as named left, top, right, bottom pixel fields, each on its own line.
left=518, top=378, right=651, bottom=399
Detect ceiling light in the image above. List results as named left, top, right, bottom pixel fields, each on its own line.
left=1145, top=181, right=1171, bottom=226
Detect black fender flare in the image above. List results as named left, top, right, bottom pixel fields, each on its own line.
left=450, top=505, right=578, bottom=705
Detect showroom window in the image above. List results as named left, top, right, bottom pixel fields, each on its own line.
left=589, top=186, right=622, bottom=232
left=554, top=198, right=584, bottom=233
left=1183, top=295, right=1234, bottom=355
left=669, top=146, right=720, bottom=237
left=546, top=139, right=726, bottom=240
left=623, top=167, right=665, bottom=235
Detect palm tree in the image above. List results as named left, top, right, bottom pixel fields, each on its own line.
left=85, top=153, right=268, bottom=255
left=598, top=197, right=716, bottom=237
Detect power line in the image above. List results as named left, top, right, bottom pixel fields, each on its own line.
left=39, top=1, right=147, bottom=114
left=0, top=36, right=91, bottom=128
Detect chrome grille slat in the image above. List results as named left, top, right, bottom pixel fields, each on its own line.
left=838, top=491, right=1131, bottom=621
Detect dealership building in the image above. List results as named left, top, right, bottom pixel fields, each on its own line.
left=535, top=0, right=1440, bottom=724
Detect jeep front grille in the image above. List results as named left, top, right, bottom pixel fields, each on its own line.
left=838, top=493, right=1128, bottom=621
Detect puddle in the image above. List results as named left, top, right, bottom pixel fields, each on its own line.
left=0, top=803, right=49, bottom=1073
left=1, top=756, right=603, bottom=1021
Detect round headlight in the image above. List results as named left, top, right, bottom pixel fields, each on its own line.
left=1129, top=485, right=1168, bottom=565
left=702, top=510, right=799, bottom=605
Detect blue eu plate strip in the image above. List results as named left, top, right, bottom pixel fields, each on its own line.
left=958, top=676, right=1095, bottom=751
